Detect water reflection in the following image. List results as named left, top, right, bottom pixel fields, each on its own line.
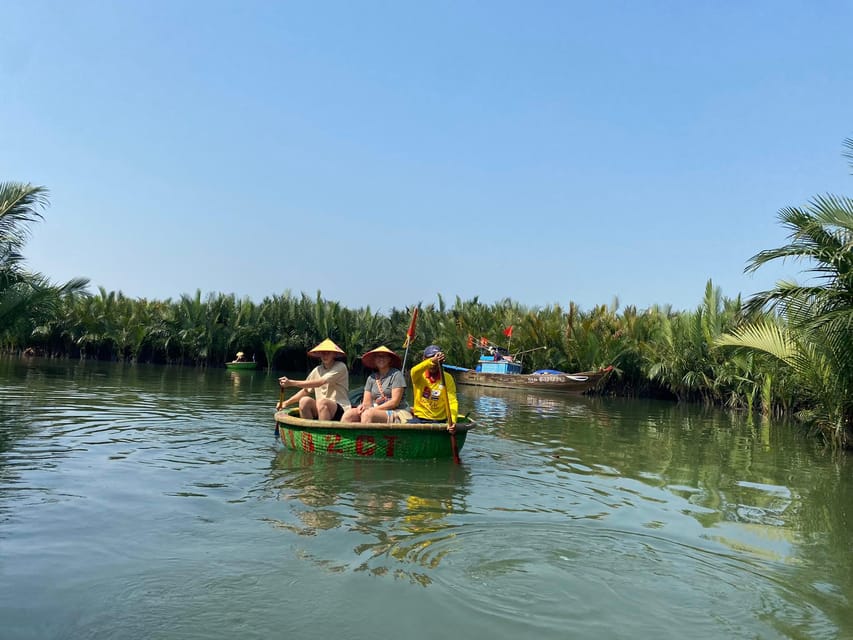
left=227, top=368, right=264, bottom=385
left=470, top=388, right=595, bottom=423
left=4, top=356, right=853, bottom=638
left=473, top=394, right=509, bottom=421
left=267, top=450, right=471, bottom=583
left=460, top=387, right=842, bottom=570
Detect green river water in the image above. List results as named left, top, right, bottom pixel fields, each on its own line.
left=1, top=356, right=852, bottom=639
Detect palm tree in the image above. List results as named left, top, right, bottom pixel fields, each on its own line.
left=718, top=138, right=853, bottom=447
left=717, top=319, right=850, bottom=445
left=0, top=182, right=88, bottom=346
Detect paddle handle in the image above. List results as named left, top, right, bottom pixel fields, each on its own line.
left=275, top=388, right=285, bottom=438
left=438, top=362, right=460, bottom=464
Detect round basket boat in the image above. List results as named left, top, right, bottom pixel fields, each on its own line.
left=226, top=361, right=257, bottom=370
left=273, top=409, right=475, bottom=460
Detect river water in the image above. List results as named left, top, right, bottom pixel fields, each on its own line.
left=1, top=356, right=852, bottom=639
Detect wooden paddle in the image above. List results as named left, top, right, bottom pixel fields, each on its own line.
left=438, top=361, right=460, bottom=464
left=275, top=388, right=285, bottom=438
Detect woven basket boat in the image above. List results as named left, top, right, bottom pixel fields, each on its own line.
left=225, top=361, right=257, bottom=370
left=273, top=409, right=475, bottom=460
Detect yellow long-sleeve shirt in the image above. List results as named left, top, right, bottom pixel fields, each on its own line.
left=410, top=358, right=458, bottom=423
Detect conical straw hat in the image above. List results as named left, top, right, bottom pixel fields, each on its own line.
left=361, top=345, right=402, bottom=370
left=307, top=339, right=346, bottom=358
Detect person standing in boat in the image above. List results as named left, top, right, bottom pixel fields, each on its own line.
left=233, top=351, right=246, bottom=362
left=278, top=339, right=351, bottom=421
left=342, top=346, right=412, bottom=424
left=408, top=344, right=458, bottom=434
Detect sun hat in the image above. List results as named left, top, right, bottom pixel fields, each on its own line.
left=361, top=345, right=403, bottom=370
left=236, top=351, right=245, bottom=357
left=307, top=339, right=346, bottom=358
left=423, top=345, right=441, bottom=358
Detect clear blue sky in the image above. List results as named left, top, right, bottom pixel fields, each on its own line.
left=3, top=1, right=852, bottom=313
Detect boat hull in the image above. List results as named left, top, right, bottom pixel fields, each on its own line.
left=226, top=361, right=257, bottom=370
left=273, top=410, right=473, bottom=460
left=450, top=369, right=607, bottom=394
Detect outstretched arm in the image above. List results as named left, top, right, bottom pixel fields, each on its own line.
left=281, top=388, right=309, bottom=407
left=278, top=376, right=324, bottom=390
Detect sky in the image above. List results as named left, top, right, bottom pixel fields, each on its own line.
left=3, top=1, right=852, bottom=314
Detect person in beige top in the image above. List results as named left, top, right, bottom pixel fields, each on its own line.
left=278, top=339, right=351, bottom=421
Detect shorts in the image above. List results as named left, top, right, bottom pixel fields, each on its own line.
left=331, top=403, right=345, bottom=421
left=383, top=409, right=413, bottom=424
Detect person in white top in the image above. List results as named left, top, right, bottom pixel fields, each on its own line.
left=278, top=339, right=351, bottom=421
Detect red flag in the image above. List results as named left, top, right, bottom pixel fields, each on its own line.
left=503, top=326, right=513, bottom=338
left=403, top=307, right=419, bottom=348
left=467, top=334, right=474, bottom=349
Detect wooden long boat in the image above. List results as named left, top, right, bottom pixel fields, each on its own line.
left=273, top=409, right=475, bottom=460
left=444, top=359, right=611, bottom=394
left=225, top=361, right=257, bottom=370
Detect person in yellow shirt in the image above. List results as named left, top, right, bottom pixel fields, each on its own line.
left=409, top=344, right=458, bottom=433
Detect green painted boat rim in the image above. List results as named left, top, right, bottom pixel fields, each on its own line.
left=274, top=409, right=476, bottom=433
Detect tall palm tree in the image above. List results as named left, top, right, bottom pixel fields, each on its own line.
left=0, top=182, right=88, bottom=345
left=718, top=138, right=853, bottom=446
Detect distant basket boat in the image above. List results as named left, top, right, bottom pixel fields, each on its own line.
left=225, top=361, right=257, bottom=370
left=273, top=409, right=475, bottom=460
left=444, top=350, right=611, bottom=394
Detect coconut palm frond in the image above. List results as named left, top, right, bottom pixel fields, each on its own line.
left=716, top=321, right=798, bottom=364
left=0, top=183, right=49, bottom=248
left=57, top=277, right=90, bottom=297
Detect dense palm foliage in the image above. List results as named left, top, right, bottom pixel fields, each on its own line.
left=718, top=138, right=853, bottom=447
left=6, top=144, right=853, bottom=450
left=0, top=182, right=88, bottom=346
left=5, top=281, right=746, bottom=387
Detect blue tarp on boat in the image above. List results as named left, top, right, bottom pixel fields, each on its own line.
left=442, top=364, right=471, bottom=372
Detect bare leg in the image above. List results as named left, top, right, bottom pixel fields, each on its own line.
left=361, top=408, right=390, bottom=423
left=341, top=407, right=361, bottom=423
left=298, top=397, right=318, bottom=419
left=317, top=398, right=338, bottom=421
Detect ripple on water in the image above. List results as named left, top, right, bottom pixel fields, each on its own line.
left=3, top=361, right=852, bottom=640
left=411, top=520, right=832, bottom=640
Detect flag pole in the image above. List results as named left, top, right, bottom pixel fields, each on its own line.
left=400, top=304, right=420, bottom=374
